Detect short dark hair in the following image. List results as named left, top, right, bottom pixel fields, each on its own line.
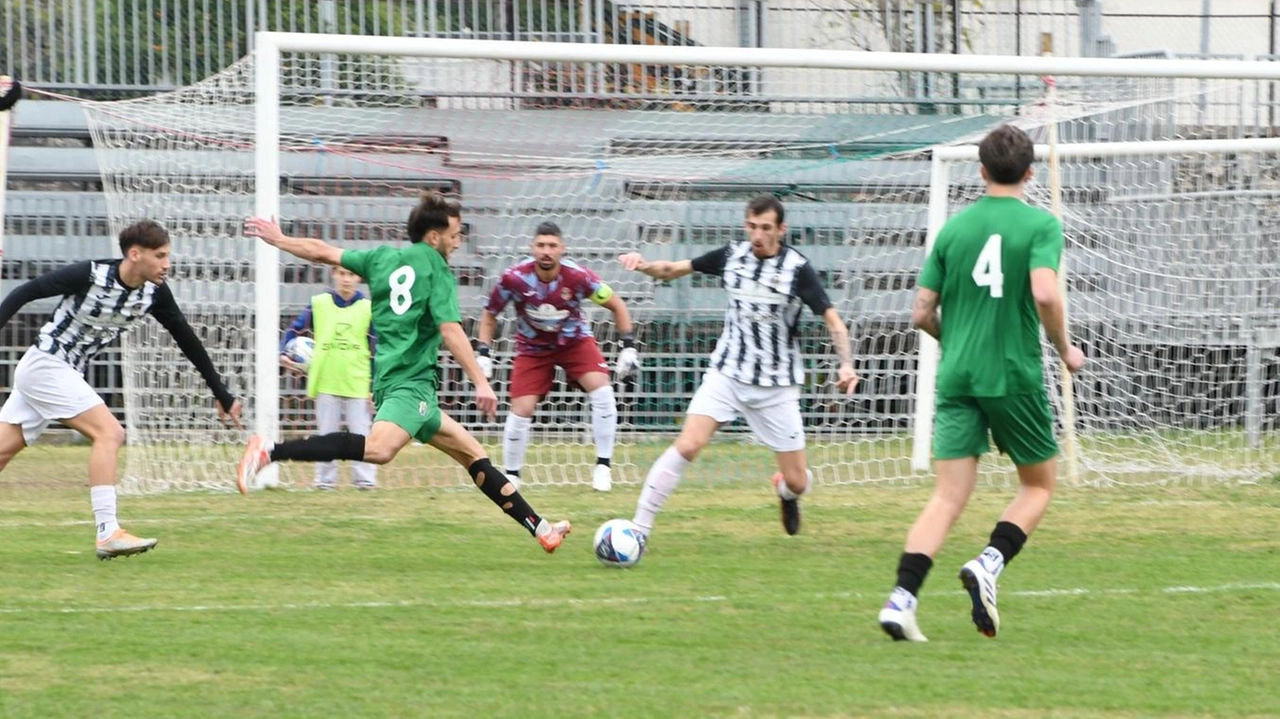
left=118, top=220, right=170, bottom=255
left=534, top=221, right=562, bottom=238
left=746, top=195, right=785, bottom=225
left=979, top=124, right=1035, bottom=185
left=406, top=191, right=461, bottom=243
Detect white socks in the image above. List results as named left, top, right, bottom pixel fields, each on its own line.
left=588, top=385, right=617, bottom=461
left=502, top=413, right=533, bottom=474
left=978, top=546, right=1007, bottom=578
left=889, top=586, right=919, bottom=610
left=775, top=468, right=813, bottom=501
left=90, top=485, right=119, bottom=540
left=632, top=446, right=689, bottom=536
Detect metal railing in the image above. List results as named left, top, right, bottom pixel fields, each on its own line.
left=2, top=1, right=1104, bottom=95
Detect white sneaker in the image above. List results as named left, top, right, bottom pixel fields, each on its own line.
left=879, top=587, right=928, bottom=642
left=96, top=528, right=159, bottom=560
left=236, top=435, right=274, bottom=495
left=536, top=519, right=572, bottom=553
left=959, top=558, right=1000, bottom=638
left=591, top=464, right=613, bottom=492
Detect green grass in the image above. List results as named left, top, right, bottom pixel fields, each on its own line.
left=1, top=447, right=1278, bottom=718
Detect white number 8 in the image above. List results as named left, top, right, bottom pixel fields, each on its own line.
left=389, top=265, right=416, bottom=315
left=971, top=234, right=1004, bottom=298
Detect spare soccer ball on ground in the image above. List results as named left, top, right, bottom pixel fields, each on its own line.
left=593, top=518, right=646, bottom=569
left=284, top=336, right=315, bottom=370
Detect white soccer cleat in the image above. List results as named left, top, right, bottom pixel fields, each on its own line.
left=506, top=473, right=521, bottom=491
left=96, top=528, right=158, bottom=560
left=591, top=464, right=613, bottom=492
left=959, top=558, right=1001, bottom=638
left=879, top=587, right=928, bottom=642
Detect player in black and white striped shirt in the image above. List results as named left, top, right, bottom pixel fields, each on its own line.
left=0, top=220, right=242, bottom=559
left=618, top=195, right=858, bottom=541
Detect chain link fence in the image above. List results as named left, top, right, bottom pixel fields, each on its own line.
left=6, top=1, right=1280, bottom=94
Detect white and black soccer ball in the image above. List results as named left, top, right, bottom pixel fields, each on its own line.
left=284, top=336, right=315, bottom=370
left=593, top=519, right=646, bottom=569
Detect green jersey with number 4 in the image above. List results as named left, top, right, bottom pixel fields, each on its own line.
left=341, top=242, right=461, bottom=394
left=918, top=195, right=1063, bottom=397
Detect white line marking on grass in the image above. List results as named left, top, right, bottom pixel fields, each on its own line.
left=0, top=582, right=1273, bottom=617
left=1011, top=588, right=1137, bottom=597
left=0, top=594, right=729, bottom=615
left=0, top=513, right=408, bottom=529
left=1164, top=582, right=1280, bottom=593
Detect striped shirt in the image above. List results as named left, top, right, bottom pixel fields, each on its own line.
left=0, top=259, right=235, bottom=409
left=690, top=243, right=833, bottom=387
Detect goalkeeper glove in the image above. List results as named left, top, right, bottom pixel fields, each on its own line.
left=615, top=333, right=640, bottom=378
left=476, top=342, right=494, bottom=380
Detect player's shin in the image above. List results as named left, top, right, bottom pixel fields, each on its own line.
left=588, top=385, right=617, bottom=461
left=271, top=431, right=366, bottom=463
left=90, top=485, right=121, bottom=540
left=632, top=446, right=689, bottom=536
left=502, top=413, right=532, bottom=474
left=468, top=457, right=543, bottom=536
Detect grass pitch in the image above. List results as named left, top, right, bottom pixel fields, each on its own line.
left=0, top=447, right=1277, bottom=718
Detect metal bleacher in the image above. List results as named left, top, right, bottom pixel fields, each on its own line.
left=4, top=99, right=1008, bottom=326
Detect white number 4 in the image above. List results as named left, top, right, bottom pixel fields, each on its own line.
left=971, top=234, right=1004, bottom=298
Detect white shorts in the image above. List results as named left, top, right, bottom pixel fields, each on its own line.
left=686, top=369, right=805, bottom=452
left=0, top=347, right=105, bottom=445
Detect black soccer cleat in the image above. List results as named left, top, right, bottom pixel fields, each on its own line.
left=780, top=497, right=801, bottom=535
left=772, top=473, right=801, bottom=535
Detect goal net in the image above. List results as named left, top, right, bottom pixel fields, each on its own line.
left=81, top=35, right=1280, bottom=491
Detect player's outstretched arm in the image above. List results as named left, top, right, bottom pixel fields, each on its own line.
left=821, top=307, right=859, bottom=394
left=1031, top=268, right=1086, bottom=373
left=150, top=284, right=242, bottom=428
left=0, top=262, right=93, bottom=332
left=440, top=322, right=498, bottom=419
left=618, top=252, right=694, bottom=281
left=244, top=217, right=343, bottom=266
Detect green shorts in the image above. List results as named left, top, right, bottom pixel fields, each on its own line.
left=932, top=390, right=1058, bottom=466
left=374, top=382, right=442, bottom=444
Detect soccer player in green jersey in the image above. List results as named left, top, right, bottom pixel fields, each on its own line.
left=238, top=192, right=572, bottom=553
left=879, top=125, right=1086, bottom=642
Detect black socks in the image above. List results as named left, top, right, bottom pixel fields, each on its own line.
left=987, top=521, right=1028, bottom=565
left=469, top=458, right=542, bottom=536
left=895, top=552, right=934, bottom=597
left=270, top=432, right=366, bottom=463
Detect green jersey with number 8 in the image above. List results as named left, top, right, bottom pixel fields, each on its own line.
left=918, top=195, right=1063, bottom=397
left=341, top=242, right=461, bottom=394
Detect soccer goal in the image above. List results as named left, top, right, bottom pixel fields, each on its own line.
left=81, top=34, right=1280, bottom=492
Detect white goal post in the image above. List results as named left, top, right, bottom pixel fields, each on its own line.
left=79, top=33, right=1280, bottom=491
left=914, top=137, right=1280, bottom=482
left=0, top=75, right=17, bottom=302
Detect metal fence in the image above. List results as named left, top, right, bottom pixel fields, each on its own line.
left=10, top=1, right=1280, bottom=95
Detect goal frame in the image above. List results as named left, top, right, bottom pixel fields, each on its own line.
left=250, top=32, right=1280, bottom=485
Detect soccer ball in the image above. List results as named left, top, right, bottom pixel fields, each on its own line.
left=284, top=336, right=315, bottom=370
left=593, top=519, right=647, bottom=568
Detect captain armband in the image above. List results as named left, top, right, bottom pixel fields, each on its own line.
left=589, top=283, right=615, bottom=306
